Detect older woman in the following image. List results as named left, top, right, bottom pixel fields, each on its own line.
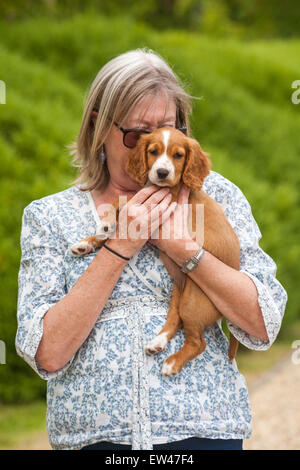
left=16, top=49, right=287, bottom=450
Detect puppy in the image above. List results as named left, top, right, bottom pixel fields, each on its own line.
left=71, top=128, right=240, bottom=375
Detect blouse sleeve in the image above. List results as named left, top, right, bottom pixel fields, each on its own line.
left=16, top=200, right=73, bottom=380
left=226, top=184, right=288, bottom=350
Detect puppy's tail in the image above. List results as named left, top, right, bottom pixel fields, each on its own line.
left=228, top=332, right=239, bottom=361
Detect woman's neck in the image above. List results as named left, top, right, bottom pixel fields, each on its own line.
left=92, top=179, right=141, bottom=205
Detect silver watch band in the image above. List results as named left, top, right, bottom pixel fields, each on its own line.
left=181, top=247, right=205, bottom=273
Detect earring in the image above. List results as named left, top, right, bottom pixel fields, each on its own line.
left=100, top=148, right=106, bottom=164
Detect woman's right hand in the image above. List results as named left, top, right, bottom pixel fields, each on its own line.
left=105, top=185, right=177, bottom=259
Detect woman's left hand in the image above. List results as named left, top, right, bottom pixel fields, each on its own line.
left=148, top=184, right=193, bottom=255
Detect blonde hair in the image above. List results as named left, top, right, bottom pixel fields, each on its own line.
left=70, top=48, right=193, bottom=192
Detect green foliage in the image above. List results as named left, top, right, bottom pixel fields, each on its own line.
left=1, top=0, right=300, bottom=39
left=0, top=13, right=299, bottom=403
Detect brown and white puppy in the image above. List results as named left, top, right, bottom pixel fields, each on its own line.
left=71, top=128, right=240, bottom=375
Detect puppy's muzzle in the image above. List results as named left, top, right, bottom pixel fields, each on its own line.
left=157, top=168, right=169, bottom=180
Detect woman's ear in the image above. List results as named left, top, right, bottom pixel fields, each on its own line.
left=125, top=136, right=149, bottom=186
left=182, top=138, right=211, bottom=190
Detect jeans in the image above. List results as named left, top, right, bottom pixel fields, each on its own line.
left=81, top=437, right=243, bottom=450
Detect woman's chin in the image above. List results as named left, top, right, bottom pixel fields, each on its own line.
left=123, top=175, right=144, bottom=191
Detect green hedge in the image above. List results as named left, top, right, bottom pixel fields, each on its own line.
left=0, top=13, right=298, bottom=403
left=1, top=0, right=300, bottom=39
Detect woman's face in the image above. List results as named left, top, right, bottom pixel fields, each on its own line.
left=104, top=93, right=177, bottom=191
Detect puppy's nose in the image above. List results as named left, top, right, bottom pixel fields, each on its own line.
left=157, top=168, right=169, bottom=179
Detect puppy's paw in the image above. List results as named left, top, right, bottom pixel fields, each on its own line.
left=70, top=240, right=95, bottom=257
left=161, top=356, right=182, bottom=376
left=145, top=333, right=168, bottom=355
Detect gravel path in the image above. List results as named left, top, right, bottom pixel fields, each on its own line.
left=14, top=355, right=300, bottom=450
left=244, top=355, right=300, bottom=450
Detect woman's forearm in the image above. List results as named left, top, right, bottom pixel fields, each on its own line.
left=35, top=243, right=128, bottom=372
left=36, top=186, right=176, bottom=372
left=165, top=239, right=268, bottom=341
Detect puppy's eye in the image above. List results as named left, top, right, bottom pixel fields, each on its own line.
left=174, top=153, right=183, bottom=159
left=150, top=149, right=159, bottom=156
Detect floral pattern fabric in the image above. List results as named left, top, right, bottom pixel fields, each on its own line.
left=16, top=171, right=287, bottom=450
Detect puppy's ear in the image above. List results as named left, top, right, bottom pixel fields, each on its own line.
left=125, top=136, right=149, bottom=186
left=182, top=138, right=211, bottom=190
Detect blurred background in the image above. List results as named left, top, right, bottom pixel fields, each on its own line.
left=0, top=0, right=299, bottom=450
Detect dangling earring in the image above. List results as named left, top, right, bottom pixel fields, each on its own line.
left=100, top=148, right=106, bottom=164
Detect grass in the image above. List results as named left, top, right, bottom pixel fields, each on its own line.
left=237, top=343, right=292, bottom=387
left=238, top=321, right=300, bottom=386
left=0, top=400, right=48, bottom=450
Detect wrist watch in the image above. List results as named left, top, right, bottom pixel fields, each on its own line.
left=181, top=247, right=205, bottom=273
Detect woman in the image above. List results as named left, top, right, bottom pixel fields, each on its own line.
left=16, top=49, right=287, bottom=450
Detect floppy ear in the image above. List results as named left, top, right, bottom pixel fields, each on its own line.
left=125, top=136, right=149, bottom=186
left=182, top=138, right=211, bottom=190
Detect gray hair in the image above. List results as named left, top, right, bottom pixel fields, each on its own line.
left=70, top=48, right=193, bottom=191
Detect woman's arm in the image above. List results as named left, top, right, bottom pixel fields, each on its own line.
left=149, top=183, right=286, bottom=345
left=35, top=185, right=176, bottom=372
left=164, top=238, right=268, bottom=341
left=35, top=245, right=128, bottom=372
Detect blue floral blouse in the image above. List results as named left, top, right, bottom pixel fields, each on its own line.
left=16, top=171, right=287, bottom=450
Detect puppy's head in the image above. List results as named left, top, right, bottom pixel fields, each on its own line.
left=125, top=127, right=210, bottom=190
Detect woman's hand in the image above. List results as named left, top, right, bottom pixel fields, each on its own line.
left=106, top=185, right=177, bottom=258
left=148, top=184, right=193, bottom=256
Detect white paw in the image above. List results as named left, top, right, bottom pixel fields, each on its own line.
left=145, top=333, right=168, bottom=355
left=161, top=359, right=176, bottom=376
left=96, top=222, right=116, bottom=239
left=70, top=240, right=94, bottom=257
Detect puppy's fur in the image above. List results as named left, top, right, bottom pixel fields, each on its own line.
left=71, top=128, right=240, bottom=375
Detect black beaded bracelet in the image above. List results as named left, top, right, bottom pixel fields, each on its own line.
left=102, top=243, right=130, bottom=261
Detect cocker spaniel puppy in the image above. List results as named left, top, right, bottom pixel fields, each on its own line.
left=71, top=128, right=240, bottom=375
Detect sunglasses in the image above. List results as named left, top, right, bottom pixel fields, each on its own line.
left=114, top=122, right=188, bottom=149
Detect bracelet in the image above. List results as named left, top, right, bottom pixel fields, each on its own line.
left=102, top=243, right=130, bottom=261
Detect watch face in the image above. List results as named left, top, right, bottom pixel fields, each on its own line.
left=186, top=260, right=195, bottom=270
